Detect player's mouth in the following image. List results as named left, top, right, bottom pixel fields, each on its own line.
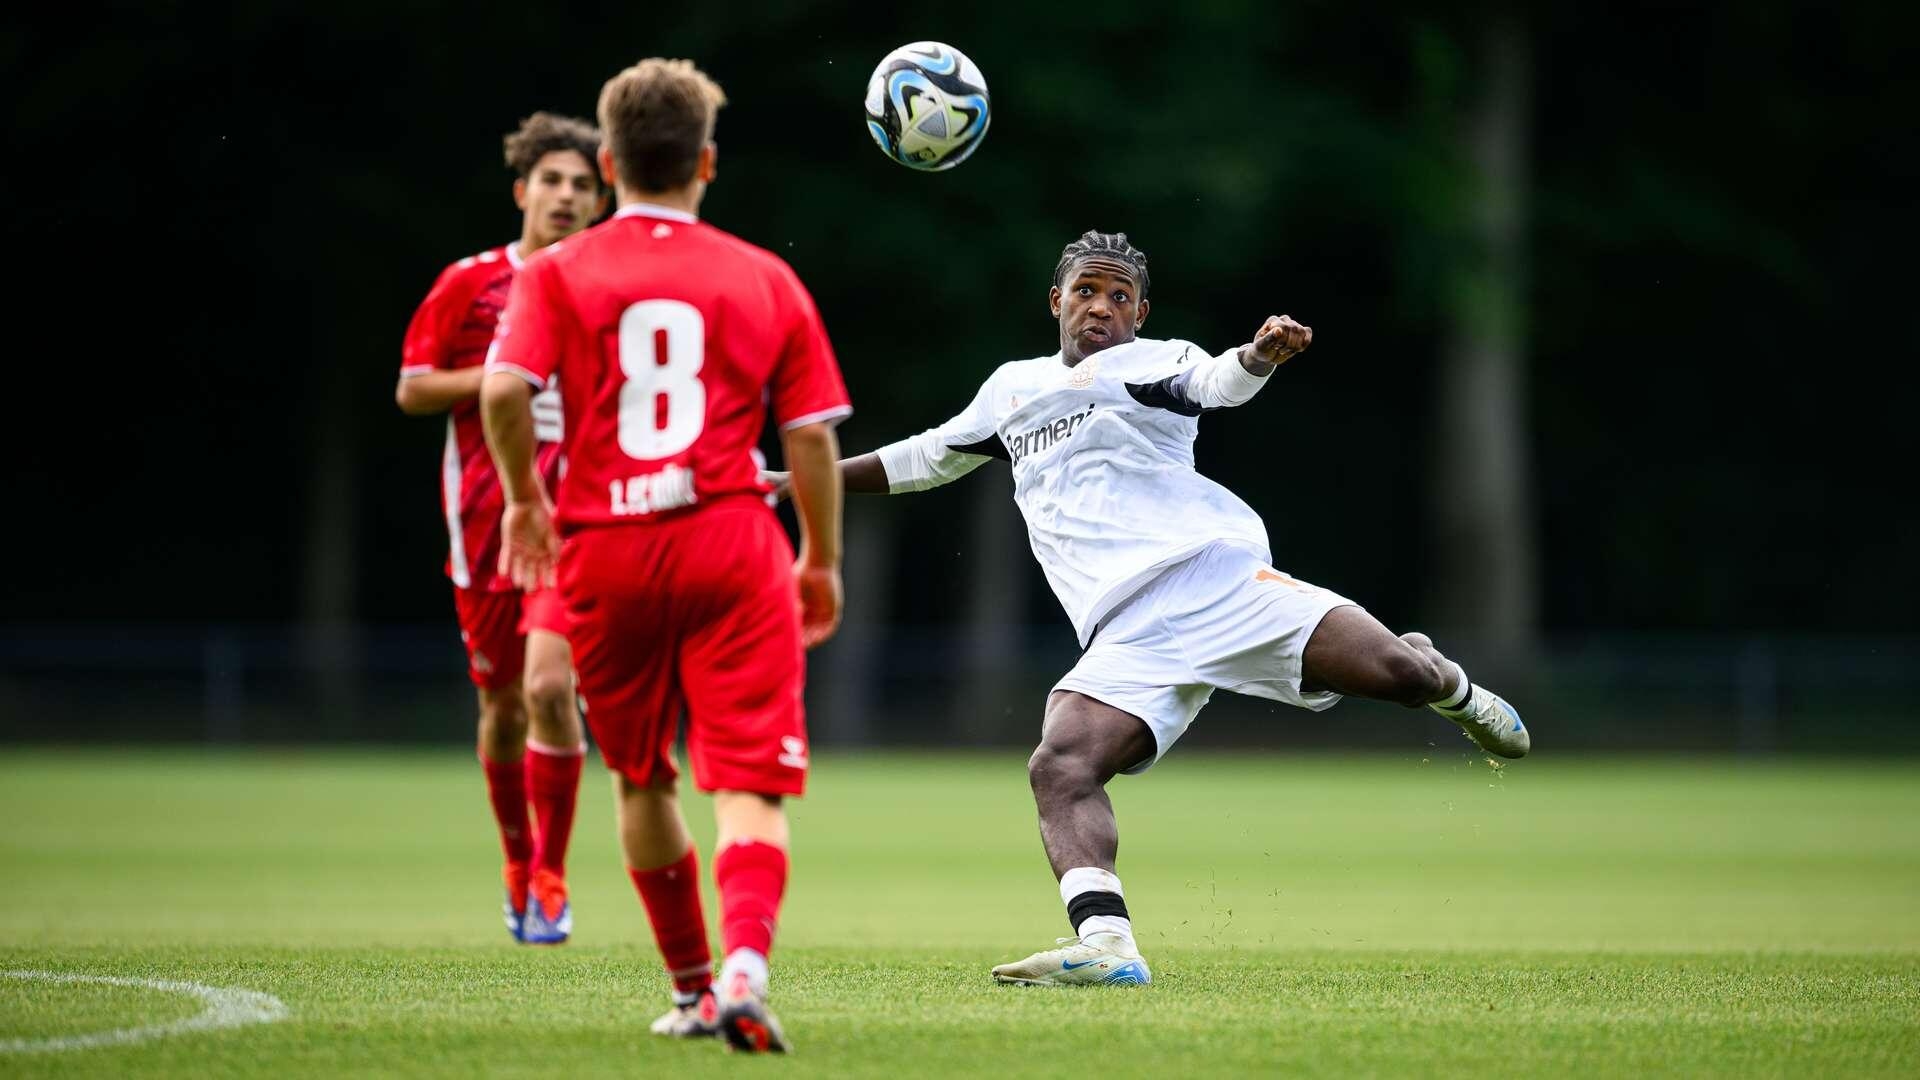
left=1079, top=324, right=1111, bottom=342
left=549, top=212, right=576, bottom=228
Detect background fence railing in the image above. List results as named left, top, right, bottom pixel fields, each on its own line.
left=5, top=626, right=1915, bottom=753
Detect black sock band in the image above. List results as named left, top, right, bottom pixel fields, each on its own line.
left=1067, top=890, right=1130, bottom=930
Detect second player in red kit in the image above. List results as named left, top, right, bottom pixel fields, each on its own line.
left=396, top=112, right=605, bottom=947
left=481, top=59, right=848, bottom=1053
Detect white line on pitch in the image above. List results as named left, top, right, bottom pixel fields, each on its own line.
left=1, top=970, right=289, bottom=1054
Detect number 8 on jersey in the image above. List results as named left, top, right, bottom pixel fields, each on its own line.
left=619, top=299, right=707, bottom=460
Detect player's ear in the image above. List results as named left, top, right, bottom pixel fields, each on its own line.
left=1136, top=298, right=1150, bottom=328
left=1049, top=286, right=1063, bottom=319
left=597, top=145, right=617, bottom=190
left=698, top=142, right=718, bottom=184
left=512, top=177, right=529, bottom=211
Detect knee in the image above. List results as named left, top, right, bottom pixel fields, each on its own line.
left=523, top=665, right=575, bottom=718
left=1379, top=646, right=1446, bottom=707
left=479, top=690, right=527, bottom=729
left=1027, top=741, right=1098, bottom=798
left=476, top=691, right=527, bottom=754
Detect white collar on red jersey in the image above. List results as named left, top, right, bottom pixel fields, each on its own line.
left=615, top=202, right=698, bottom=224
left=504, top=242, right=527, bottom=270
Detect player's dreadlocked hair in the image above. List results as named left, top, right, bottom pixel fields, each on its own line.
left=1052, top=230, right=1151, bottom=299
left=502, top=112, right=604, bottom=184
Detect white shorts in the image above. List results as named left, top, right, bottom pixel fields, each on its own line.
left=1053, top=541, right=1358, bottom=774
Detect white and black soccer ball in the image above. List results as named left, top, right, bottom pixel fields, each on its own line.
left=863, top=41, right=991, bottom=171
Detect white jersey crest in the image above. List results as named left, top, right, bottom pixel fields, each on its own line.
left=878, top=336, right=1276, bottom=644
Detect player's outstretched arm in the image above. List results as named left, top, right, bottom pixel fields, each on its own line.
left=764, top=374, right=1000, bottom=500
left=1175, top=315, right=1315, bottom=410
left=782, top=421, right=846, bottom=649
left=394, top=367, right=485, bottom=416
left=761, top=453, right=888, bottom=502
left=479, top=370, right=559, bottom=590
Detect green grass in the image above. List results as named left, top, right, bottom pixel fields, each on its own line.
left=2, top=749, right=1917, bottom=1076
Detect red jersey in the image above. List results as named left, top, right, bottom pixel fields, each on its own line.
left=486, top=205, right=850, bottom=532
left=400, top=243, right=564, bottom=592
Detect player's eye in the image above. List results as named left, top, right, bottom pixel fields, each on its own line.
left=1077, top=286, right=1094, bottom=296
left=1113, top=292, right=1129, bottom=304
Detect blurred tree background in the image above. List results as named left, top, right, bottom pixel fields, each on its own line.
left=4, top=0, right=1915, bottom=747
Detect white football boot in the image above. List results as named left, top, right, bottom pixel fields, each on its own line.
left=649, top=988, right=719, bottom=1039
left=991, top=933, right=1152, bottom=987
left=1433, top=683, right=1530, bottom=759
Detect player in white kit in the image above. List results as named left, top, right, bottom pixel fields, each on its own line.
left=772, top=230, right=1529, bottom=986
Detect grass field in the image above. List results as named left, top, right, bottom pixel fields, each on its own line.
left=2, top=748, right=1917, bottom=1076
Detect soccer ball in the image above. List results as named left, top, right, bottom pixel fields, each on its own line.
left=863, top=41, right=991, bottom=171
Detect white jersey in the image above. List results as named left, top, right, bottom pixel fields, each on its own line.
left=877, top=336, right=1276, bottom=645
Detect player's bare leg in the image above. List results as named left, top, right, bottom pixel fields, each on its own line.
left=619, top=774, right=720, bottom=1039
left=992, top=692, right=1155, bottom=987
left=519, top=630, right=584, bottom=944
left=1299, top=607, right=1528, bottom=758
left=711, top=791, right=793, bottom=1052
left=476, top=686, right=534, bottom=940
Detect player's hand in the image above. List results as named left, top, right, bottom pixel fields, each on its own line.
left=760, top=469, right=793, bottom=504
left=793, top=561, right=843, bottom=650
left=1251, top=315, right=1312, bottom=366
left=500, top=498, right=561, bottom=591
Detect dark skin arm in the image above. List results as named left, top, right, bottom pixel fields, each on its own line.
left=764, top=451, right=888, bottom=500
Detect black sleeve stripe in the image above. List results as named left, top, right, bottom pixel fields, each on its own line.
left=1125, top=374, right=1215, bottom=417
left=948, top=435, right=1011, bottom=461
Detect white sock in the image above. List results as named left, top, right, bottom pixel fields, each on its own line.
left=1060, top=867, right=1135, bottom=949
left=718, top=947, right=768, bottom=996
left=1077, top=914, right=1135, bottom=945
left=1433, top=662, right=1471, bottom=710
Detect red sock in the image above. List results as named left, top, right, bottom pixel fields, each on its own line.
left=630, top=850, right=713, bottom=995
left=524, top=744, right=583, bottom=876
left=479, top=752, right=533, bottom=865
left=714, top=840, right=788, bottom=959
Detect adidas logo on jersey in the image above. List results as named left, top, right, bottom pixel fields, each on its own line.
left=1006, top=404, right=1096, bottom=466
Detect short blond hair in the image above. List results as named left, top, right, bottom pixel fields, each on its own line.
left=597, top=58, right=728, bottom=192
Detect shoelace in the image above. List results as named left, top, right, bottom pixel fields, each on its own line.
left=1456, top=689, right=1500, bottom=731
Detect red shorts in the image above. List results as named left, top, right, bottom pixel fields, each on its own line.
left=451, top=586, right=569, bottom=691
left=558, top=499, right=807, bottom=797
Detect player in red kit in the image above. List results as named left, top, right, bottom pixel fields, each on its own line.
left=396, top=112, right=606, bottom=945
left=481, top=59, right=848, bottom=1054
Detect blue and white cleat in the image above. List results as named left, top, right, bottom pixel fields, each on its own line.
left=1434, top=683, right=1530, bottom=759
left=991, top=934, right=1152, bottom=987
left=522, top=868, right=572, bottom=945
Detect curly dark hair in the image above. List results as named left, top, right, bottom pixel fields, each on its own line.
left=1052, top=230, right=1150, bottom=299
left=502, top=112, right=603, bottom=184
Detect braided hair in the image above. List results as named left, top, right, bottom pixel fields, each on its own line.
left=1052, top=230, right=1150, bottom=299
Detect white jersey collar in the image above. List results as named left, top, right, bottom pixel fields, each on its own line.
left=616, top=202, right=699, bottom=224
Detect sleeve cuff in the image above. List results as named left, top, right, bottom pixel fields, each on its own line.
left=398, top=364, right=437, bottom=378
left=778, top=404, right=853, bottom=431
left=1210, top=348, right=1272, bottom=406
left=875, top=438, right=922, bottom=493
left=484, top=360, right=548, bottom=389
